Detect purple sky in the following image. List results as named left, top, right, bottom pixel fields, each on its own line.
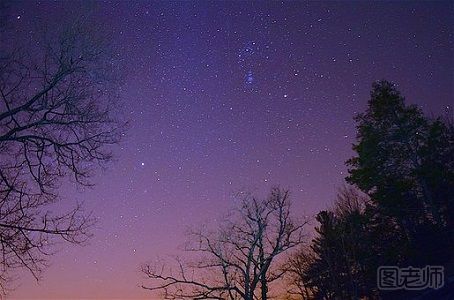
left=7, top=1, right=453, bottom=299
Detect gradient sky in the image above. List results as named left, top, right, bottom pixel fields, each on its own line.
left=5, top=1, right=453, bottom=299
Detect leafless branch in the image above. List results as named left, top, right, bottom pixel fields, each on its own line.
left=142, top=188, right=309, bottom=300
left=0, top=12, right=124, bottom=292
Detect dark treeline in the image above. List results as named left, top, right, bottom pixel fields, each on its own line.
left=142, top=81, right=453, bottom=300
left=286, top=81, right=453, bottom=300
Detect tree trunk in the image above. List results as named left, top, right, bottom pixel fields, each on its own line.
left=261, top=278, right=268, bottom=300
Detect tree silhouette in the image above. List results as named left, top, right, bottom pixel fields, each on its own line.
left=0, top=14, right=123, bottom=291
left=286, top=81, right=453, bottom=300
left=142, top=188, right=308, bottom=300
left=286, top=186, right=375, bottom=300
left=346, top=80, right=453, bottom=267
left=284, top=245, right=316, bottom=300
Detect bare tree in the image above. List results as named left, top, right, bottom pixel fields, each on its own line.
left=0, top=13, right=123, bottom=291
left=142, top=187, right=308, bottom=300
left=284, top=246, right=316, bottom=300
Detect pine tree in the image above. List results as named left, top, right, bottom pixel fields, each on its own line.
left=346, top=80, right=454, bottom=267
left=302, top=187, right=375, bottom=299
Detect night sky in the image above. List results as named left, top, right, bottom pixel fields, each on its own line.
left=6, top=1, right=453, bottom=299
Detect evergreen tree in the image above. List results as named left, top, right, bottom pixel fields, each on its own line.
left=289, top=81, right=453, bottom=300
left=300, top=187, right=375, bottom=300
left=346, top=80, right=454, bottom=267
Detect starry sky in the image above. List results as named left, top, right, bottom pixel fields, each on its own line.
left=6, top=1, right=453, bottom=299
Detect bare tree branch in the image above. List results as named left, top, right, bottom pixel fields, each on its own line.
left=142, top=188, right=309, bottom=300
left=0, top=11, right=124, bottom=292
